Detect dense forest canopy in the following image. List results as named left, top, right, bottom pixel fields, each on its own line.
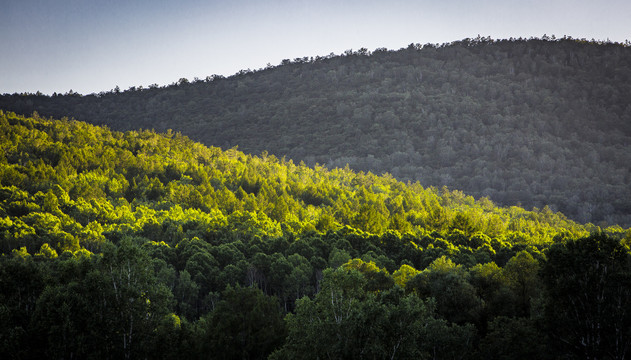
left=1, top=112, right=630, bottom=359
left=1, top=36, right=630, bottom=227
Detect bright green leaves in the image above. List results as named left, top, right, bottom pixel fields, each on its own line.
left=342, top=258, right=393, bottom=292
left=0, top=111, right=606, bottom=261
left=392, top=263, right=420, bottom=288
left=351, top=203, right=389, bottom=234
left=450, top=213, right=480, bottom=237
left=34, top=243, right=57, bottom=259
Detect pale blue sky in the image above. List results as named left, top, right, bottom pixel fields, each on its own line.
left=2, top=0, right=629, bottom=95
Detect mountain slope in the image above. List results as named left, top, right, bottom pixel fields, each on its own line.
left=1, top=112, right=630, bottom=359
left=1, top=111, right=596, bottom=256
left=2, top=37, right=631, bottom=226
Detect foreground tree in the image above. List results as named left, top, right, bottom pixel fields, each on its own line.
left=542, top=234, right=631, bottom=360
left=479, top=316, right=548, bottom=360
left=99, top=239, right=174, bottom=359
left=201, top=285, right=286, bottom=360
left=275, top=267, right=475, bottom=359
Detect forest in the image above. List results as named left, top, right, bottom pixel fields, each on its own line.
left=0, top=112, right=630, bottom=359
left=1, top=36, right=630, bottom=227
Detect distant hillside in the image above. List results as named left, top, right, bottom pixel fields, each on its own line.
left=2, top=36, right=630, bottom=226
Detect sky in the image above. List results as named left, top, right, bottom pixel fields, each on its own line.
left=1, top=0, right=630, bottom=95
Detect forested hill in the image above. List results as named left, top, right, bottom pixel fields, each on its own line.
left=1, top=111, right=600, bottom=253
left=2, top=36, right=631, bottom=226
left=1, top=112, right=630, bottom=359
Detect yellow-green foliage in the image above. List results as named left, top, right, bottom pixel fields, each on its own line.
left=0, top=111, right=617, bottom=255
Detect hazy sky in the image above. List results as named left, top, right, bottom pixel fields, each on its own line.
left=2, top=0, right=629, bottom=95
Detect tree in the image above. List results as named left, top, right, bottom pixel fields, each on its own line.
left=277, top=268, right=368, bottom=359
left=0, top=254, right=45, bottom=358
left=285, top=254, right=314, bottom=304
left=419, top=317, right=477, bottom=360
left=408, top=256, right=484, bottom=325
left=469, top=262, right=515, bottom=320
left=392, top=263, right=420, bottom=289
left=98, top=239, right=174, bottom=359
left=31, top=282, right=93, bottom=359
left=277, top=269, right=434, bottom=359
left=342, top=258, right=394, bottom=292
left=542, top=234, right=631, bottom=360
left=34, top=243, right=58, bottom=259
left=479, top=316, right=547, bottom=360
left=377, top=287, right=433, bottom=359
left=202, top=285, right=286, bottom=360
left=174, top=270, right=200, bottom=320
left=450, top=213, right=479, bottom=236
left=352, top=203, right=389, bottom=234
left=145, top=313, right=190, bottom=360
left=503, top=250, right=541, bottom=316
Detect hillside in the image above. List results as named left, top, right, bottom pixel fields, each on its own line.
left=2, top=36, right=631, bottom=227
left=1, top=112, right=630, bottom=359
left=0, top=111, right=597, bottom=253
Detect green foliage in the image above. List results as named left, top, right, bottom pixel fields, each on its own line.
left=541, top=234, right=631, bottom=360
left=392, top=263, right=420, bottom=288
left=409, top=256, right=484, bottom=325
left=480, top=316, right=547, bottom=360
left=0, top=111, right=593, bottom=255
left=0, top=113, right=628, bottom=358
left=201, top=285, right=286, bottom=360
left=503, top=250, right=541, bottom=316
left=278, top=269, right=434, bottom=359
left=34, top=243, right=57, bottom=259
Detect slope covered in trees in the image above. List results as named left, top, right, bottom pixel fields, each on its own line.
left=1, top=112, right=630, bottom=359
left=2, top=36, right=630, bottom=227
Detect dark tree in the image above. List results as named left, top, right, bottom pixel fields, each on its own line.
left=542, top=234, right=631, bottom=360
